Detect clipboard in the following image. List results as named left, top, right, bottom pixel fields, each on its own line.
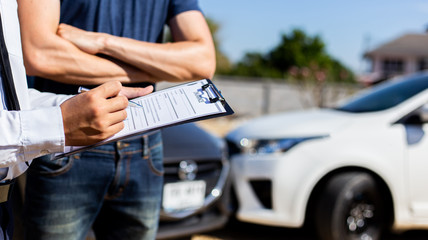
left=53, top=79, right=233, bottom=159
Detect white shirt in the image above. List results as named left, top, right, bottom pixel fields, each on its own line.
left=0, top=0, right=70, bottom=181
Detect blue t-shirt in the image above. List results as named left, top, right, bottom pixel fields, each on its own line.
left=34, top=0, right=201, bottom=94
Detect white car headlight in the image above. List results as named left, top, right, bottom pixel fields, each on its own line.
left=239, top=136, right=326, bottom=154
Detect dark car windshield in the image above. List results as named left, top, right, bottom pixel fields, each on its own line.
left=337, top=74, right=428, bottom=113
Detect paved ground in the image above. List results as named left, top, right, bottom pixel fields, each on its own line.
left=196, top=117, right=245, bottom=137
left=181, top=220, right=428, bottom=240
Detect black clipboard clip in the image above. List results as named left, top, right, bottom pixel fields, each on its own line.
left=202, top=83, right=224, bottom=103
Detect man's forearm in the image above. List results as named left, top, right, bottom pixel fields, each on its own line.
left=57, top=11, right=216, bottom=83
left=103, top=11, right=216, bottom=82
left=22, top=36, right=151, bottom=85
left=17, top=0, right=151, bottom=85
left=99, top=37, right=215, bottom=81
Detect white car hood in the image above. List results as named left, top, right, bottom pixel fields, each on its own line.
left=227, top=108, right=357, bottom=142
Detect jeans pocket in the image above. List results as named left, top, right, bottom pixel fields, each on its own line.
left=29, top=154, right=75, bottom=177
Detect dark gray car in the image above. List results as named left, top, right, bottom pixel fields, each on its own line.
left=157, top=122, right=231, bottom=239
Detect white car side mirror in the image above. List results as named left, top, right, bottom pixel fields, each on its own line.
left=418, top=103, right=428, bottom=123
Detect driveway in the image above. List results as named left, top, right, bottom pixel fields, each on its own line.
left=184, top=220, right=428, bottom=240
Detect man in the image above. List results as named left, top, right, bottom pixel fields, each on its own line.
left=17, top=0, right=215, bottom=239
left=0, top=1, right=153, bottom=239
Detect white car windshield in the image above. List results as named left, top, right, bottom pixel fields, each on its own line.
left=337, top=74, right=428, bottom=113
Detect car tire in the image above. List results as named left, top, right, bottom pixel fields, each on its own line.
left=315, top=172, right=387, bottom=240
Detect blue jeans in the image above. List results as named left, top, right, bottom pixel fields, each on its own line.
left=23, top=131, right=164, bottom=240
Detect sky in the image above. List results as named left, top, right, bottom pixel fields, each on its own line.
left=198, top=0, right=428, bottom=74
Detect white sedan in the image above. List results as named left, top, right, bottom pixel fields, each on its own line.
left=226, top=72, right=428, bottom=240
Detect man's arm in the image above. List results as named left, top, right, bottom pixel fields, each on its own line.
left=57, top=11, right=216, bottom=82
left=0, top=81, right=153, bottom=168
left=17, top=0, right=150, bottom=85
left=60, top=81, right=153, bottom=146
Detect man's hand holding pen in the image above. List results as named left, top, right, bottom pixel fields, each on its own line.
left=60, top=81, right=153, bottom=146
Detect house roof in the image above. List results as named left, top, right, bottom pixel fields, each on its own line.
left=364, top=33, right=428, bottom=58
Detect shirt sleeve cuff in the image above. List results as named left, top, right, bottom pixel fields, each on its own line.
left=20, top=106, right=65, bottom=160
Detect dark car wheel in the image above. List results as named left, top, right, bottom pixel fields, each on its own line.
left=315, top=172, right=388, bottom=240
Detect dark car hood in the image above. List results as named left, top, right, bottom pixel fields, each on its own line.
left=161, top=123, right=225, bottom=164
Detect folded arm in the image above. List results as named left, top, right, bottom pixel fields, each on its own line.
left=57, top=10, right=216, bottom=82
left=17, top=0, right=150, bottom=85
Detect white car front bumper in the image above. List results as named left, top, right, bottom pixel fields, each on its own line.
left=231, top=152, right=309, bottom=228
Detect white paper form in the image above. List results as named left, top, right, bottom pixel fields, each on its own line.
left=58, top=79, right=227, bottom=158
left=118, top=79, right=226, bottom=137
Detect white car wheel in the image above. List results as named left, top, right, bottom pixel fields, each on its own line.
left=315, top=172, right=388, bottom=240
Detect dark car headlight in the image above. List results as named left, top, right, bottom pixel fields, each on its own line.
left=238, top=136, right=326, bottom=154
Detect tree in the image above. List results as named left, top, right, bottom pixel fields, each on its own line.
left=162, top=17, right=232, bottom=75
left=205, top=18, right=232, bottom=75
left=228, top=52, right=282, bottom=78
left=225, top=28, right=355, bottom=84
left=269, top=29, right=328, bottom=76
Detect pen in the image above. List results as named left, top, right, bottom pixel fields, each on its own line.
left=77, top=86, right=143, bottom=108
left=77, top=86, right=90, bottom=93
